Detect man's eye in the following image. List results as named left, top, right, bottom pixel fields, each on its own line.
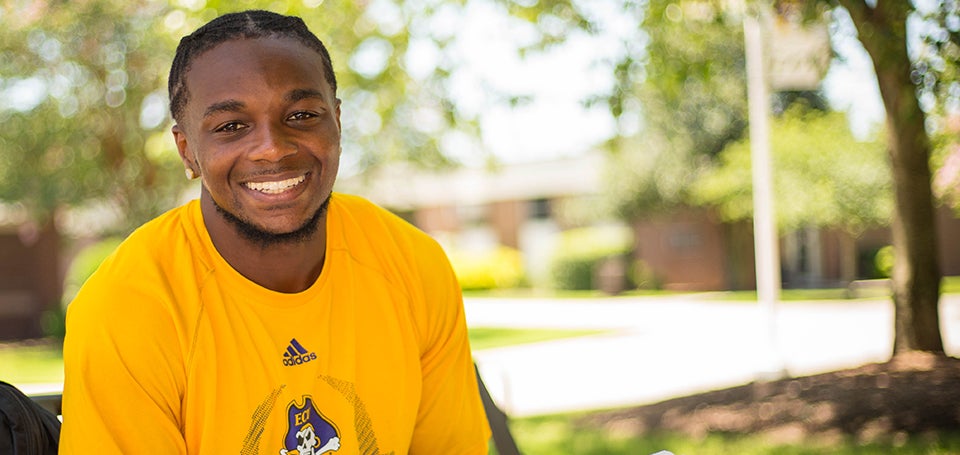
left=215, top=121, right=245, bottom=133
left=288, top=111, right=316, bottom=121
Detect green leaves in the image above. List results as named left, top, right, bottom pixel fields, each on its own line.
left=691, top=105, right=892, bottom=234
left=0, top=0, right=182, bottom=232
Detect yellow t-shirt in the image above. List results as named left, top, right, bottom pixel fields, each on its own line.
left=61, top=193, right=490, bottom=454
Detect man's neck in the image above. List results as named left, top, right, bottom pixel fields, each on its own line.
left=199, top=197, right=327, bottom=293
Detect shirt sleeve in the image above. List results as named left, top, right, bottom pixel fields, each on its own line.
left=408, top=242, right=491, bottom=454
left=60, top=276, right=188, bottom=454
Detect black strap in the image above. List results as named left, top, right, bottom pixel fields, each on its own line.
left=475, top=364, right=521, bottom=455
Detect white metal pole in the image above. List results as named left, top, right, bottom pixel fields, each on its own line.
left=744, top=12, right=784, bottom=378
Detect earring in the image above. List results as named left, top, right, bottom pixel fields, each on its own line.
left=185, top=167, right=199, bottom=180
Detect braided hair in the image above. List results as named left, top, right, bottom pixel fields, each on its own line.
left=168, top=10, right=337, bottom=123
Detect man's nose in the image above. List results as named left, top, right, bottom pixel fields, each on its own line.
left=249, top=123, right=296, bottom=161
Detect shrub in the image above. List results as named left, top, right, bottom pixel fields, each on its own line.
left=62, top=237, right=124, bottom=308
left=875, top=245, right=894, bottom=278
left=629, top=259, right=661, bottom=290
left=548, top=225, right=634, bottom=291
left=40, top=305, right=67, bottom=340
left=448, top=246, right=526, bottom=291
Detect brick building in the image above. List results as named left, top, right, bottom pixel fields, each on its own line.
left=342, top=152, right=960, bottom=292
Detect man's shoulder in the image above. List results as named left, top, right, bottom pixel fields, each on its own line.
left=119, top=201, right=198, bottom=256
left=332, top=193, right=424, bottom=238
left=68, top=202, right=203, bottom=316
left=330, top=192, right=445, bottom=261
left=85, top=202, right=200, bottom=286
left=331, top=192, right=391, bottom=218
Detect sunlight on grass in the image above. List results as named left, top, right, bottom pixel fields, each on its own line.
left=706, top=288, right=855, bottom=301
left=701, top=276, right=960, bottom=302
left=943, top=276, right=960, bottom=294
left=0, top=342, right=64, bottom=384
left=468, top=327, right=606, bottom=351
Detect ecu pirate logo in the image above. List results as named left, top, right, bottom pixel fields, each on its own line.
left=279, top=396, right=341, bottom=455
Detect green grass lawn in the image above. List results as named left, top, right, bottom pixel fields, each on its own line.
left=494, top=413, right=960, bottom=455
left=0, top=342, right=64, bottom=384
left=705, top=288, right=859, bottom=301
left=706, top=276, right=960, bottom=302
left=468, top=327, right=606, bottom=351
left=943, top=275, right=960, bottom=294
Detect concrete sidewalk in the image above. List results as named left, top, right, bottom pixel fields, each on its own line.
left=468, top=294, right=960, bottom=417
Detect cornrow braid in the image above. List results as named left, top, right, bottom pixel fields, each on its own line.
left=168, top=10, right=337, bottom=123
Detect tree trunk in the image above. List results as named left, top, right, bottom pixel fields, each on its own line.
left=839, top=0, right=943, bottom=354
left=838, top=230, right=856, bottom=284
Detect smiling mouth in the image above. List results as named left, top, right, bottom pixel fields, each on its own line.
left=244, top=175, right=306, bottom=194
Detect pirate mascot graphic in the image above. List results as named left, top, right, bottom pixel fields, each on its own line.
left=279, top=396, right=340, bottom=455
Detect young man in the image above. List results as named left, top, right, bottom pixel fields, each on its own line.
left=60, top=10, right=490, bottom=454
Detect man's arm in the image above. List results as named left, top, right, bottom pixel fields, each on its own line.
left=60, top=281, right=187, bottom=454
left=408, top=242, right=491, bottom=454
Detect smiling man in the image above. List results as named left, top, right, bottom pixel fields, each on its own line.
left=60, top=10, right=490, bottom=454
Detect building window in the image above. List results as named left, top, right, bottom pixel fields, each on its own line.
left=456, top=204, right=488, bottom=228
left=669, top=228, right=701, bottom=251
left=529, top=198, right=550, bottom=220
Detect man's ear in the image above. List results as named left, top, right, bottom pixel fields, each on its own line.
left=172, top=124, right=198, bottom=176
left=335, top=98, right=342, bottom=133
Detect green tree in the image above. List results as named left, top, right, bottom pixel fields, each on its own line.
left=644, top=0, right=946, bottom=354
left=921, top=2, right=960, bottom=212
left=692, top=104, right=891, bottom=282
left=835, top=0, right=944, bottom=353
left=497, top=0, right=948, bottom=354
left=0, top=0, right=183, bottom=233
left=604, top=0, right=748, bottom=217
left=691, top=106, right=892, bottom=234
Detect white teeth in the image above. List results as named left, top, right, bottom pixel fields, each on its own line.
left=245, top=175, right=305, bottom=194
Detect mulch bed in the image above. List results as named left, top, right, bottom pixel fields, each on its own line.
left=579, top=352, right=960, bottom=445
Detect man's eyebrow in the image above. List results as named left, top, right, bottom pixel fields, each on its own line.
left=286, top=88, right=325, bottom=103
left=203, top=100, right=245, bottom=119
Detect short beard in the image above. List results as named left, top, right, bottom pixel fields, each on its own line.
left=212, top=195, right=331, bottom=248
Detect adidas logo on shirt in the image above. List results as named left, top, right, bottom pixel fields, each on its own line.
left=282, top=338, right=317, bottom=367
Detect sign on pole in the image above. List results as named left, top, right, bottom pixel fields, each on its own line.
left=768, top=17, right=831, bottom=91
left=743, top=3, right=830, bottom=378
